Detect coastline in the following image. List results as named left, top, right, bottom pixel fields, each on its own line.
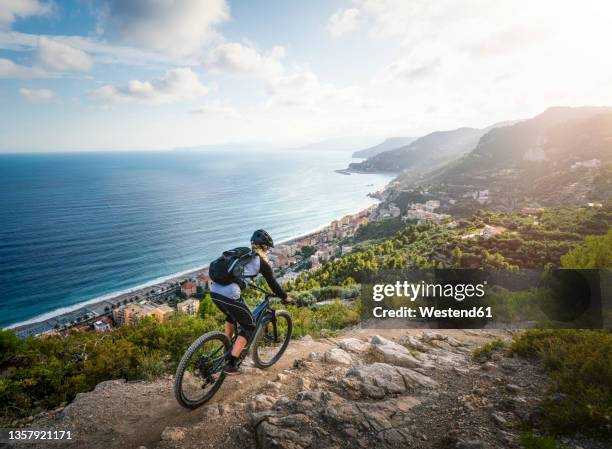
left=6, top=199, right=382, bottom=334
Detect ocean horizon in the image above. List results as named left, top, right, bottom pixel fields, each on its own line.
left=0, top=150, right=392, bottom=328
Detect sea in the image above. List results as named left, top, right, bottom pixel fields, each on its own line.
left=0, top=150, right=392, bottom=328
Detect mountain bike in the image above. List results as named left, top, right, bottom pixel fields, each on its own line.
left=174, top=284, right=293, bottom=409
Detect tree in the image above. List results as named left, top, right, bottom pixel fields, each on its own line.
left=451, top=247, right=463, bottom=268
left=299, top=245, right=316, bottom=258
left=198, top=290, right=215, bottom=319
left=560, top=229, right=612, bottom=269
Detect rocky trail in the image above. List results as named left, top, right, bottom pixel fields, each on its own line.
left=16, top=328, right=573, bottom=449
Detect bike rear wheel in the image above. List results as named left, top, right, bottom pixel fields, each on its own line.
left=252, top=310, right=292, bottom=368
left=174, top=331, right=230, bottom=409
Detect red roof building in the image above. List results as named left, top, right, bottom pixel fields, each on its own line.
left=181, top=282, right=197, bottom=297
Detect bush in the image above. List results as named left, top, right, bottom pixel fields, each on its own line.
left=521, top=432, right=568, bottom=449
left=289, top=300, right=360, bottom=338
left=295, top=291, right=317, bottom=307
left=472, top=339, right=507, bottom=362
left=510, top=329, right=612, bottom=435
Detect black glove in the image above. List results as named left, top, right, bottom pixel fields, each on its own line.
left=281, top=296, right=295, bottom=305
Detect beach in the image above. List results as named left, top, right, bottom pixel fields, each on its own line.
left=9, top=202, right=379, bottom=337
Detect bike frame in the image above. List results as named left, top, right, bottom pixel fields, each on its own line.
left=230, top=283, right=279, bottom=364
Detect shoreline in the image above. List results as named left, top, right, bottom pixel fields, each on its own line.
left=6, top=200, right=381, bottom=333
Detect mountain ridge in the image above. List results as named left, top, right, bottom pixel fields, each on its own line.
left=352, top=137, right=417, bottom=158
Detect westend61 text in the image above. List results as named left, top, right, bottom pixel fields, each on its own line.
left=372, top=306, right=493, bottom=319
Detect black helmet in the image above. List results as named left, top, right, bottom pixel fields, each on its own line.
left=251, top=229, right=274, bottom=247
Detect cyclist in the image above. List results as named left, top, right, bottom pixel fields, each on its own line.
left=210, top=229, right=293, bottom=376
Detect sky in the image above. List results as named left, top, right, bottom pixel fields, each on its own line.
left=1, top=0, right=612, bottom=152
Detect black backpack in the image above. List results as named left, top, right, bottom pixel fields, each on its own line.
left=209, top=247, right=254, bottom=285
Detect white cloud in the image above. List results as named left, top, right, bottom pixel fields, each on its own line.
left=98, top=0, right=229, bottom=56
left=265, top=67, right=364, bottom=111
left=190, top=101, right=240, bottom=118
left=0, top=0, right=53, bottom=29
left=204, top=42, right=284, bottom=78
left=90, top=67, right=209, bottom=105
left=0, top=58, right=46, bottom=78
left=19, top=87, right=55, bottom=103
left=36, top=37, right=93, bottom=72
left=327, top=8, right=361, bottom=37
left=0, top=31, right=183, bottom=67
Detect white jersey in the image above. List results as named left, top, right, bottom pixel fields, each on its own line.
left=210, top=255, right=261, bottom=300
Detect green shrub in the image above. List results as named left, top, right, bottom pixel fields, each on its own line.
left=294, top=291, right=317, bottom=307
left=510, top=329, right=612, bottom=435
left=472, top=339, right=507, bottom=361
left=521, top=432, right=568, bottom=449
left=289, top=300, right=360, bottom=338
left=136, top=350, right=166, bottom=381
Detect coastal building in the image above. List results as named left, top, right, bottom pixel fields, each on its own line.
left=571, top=159, right=600, bottom=170
left=113, top=304, right=144, bottom=325
left=195, top=273, right=210, bottom=288
left=153, top=304, right=174, bottom=322
left=177, top=298, right=200, bottom=315
left=403, top=209, right=450, bottom=224
left=181, top=282, right=197, bottom=297
left=310, top=254, right=321, bottom=268
left=388, top=204, right=401, bottom=217
left=93, top=317, right=112, bottom=332
left=461, top=225, right=502, bottom=240
left=269, top=251, right=289, bottom=268
left=425, top=200, right=440, bottom=212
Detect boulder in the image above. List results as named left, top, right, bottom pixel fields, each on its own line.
left=343, top=363, right=407, bottom=398
left=371, top=341, right=424, bottom=369
left=160, top=427, right=186, bottom=442
left=396, top=366, right=438, bottom=390
left=370, top=335, right=396, bottom=346
left=307, top=352, right=321, bottom=361
left=420, top=331, right=449, bottom=343
left=398, top=335, right=428, bottom=352
left=337, top=338, right=371, bottom=353
left=342, top=362, right=436, bottom=398
left=256, top=419, right=314, bottom=449
left=323, top=348, right=353, bottom=365
left=248, top=394, right=277, bottom=412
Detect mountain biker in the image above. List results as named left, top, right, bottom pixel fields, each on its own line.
left=210, top=229, right=293, bottom=376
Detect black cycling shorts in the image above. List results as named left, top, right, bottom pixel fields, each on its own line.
left=211, top=292, right=256, bottom=340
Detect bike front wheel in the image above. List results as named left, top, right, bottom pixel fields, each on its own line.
left=252, top=310, right=292, bottom=368
left=174, top=331, right=230, bottom=409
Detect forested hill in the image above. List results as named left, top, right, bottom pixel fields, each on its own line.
left=348, top=127, right=485, bottom=173
left=403, top=106, right=612, bottom=209
left=286, top=206, right=612, bottom=292
left=352, top=137, right=416, bottom=158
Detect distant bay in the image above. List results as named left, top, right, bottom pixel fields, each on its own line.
left=0, top=150, right=392, bottom=328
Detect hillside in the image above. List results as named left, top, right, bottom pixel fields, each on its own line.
left=352, top=137, right=416, bottom=159
left=347, top=127, right=485, bottom=173
left=3, top=205, right=610, bottom=449
left=406, top=106, right=612, bottom=210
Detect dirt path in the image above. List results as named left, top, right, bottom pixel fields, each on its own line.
left=19, top=328, right=534, bottom=449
